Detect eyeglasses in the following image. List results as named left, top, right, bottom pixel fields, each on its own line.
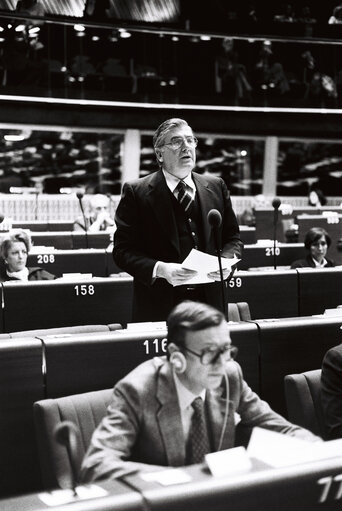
left=182, top=344, right=238, bottom=365
left=161, top=136, right=198, bottom=150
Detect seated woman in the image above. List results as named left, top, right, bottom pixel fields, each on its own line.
left=0, top=231, right=55, bottom=282
left=291, top=227, right=335, bottom=269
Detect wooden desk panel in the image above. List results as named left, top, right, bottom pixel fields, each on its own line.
left=297, top=268, right=342, bottom=316
left=239, top=243, right=306, bottom=270
left=2, top=277, right=133, bottom=332
left=255, top=207, right=342, bottom=242
left=43, top=322, right=259, bottom=398
left=0, top=339, right=44, bottom=497
left=228, top=270, right=299, bottom=319
left=239, top=226, right=256, bottom=245
left=27, top=249, right=108, bottom=277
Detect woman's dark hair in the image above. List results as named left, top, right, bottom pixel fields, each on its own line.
left=304, top=227, right=331, bottom=250
left=167, top=300, right=225, bottom=351
left=0, top=231, right=32, bottom=260
left=308, top=188, right=327, bottom=206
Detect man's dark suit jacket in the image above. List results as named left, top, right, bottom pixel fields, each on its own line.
left=321, top=344, right=342, bottom=439
left=113, top=170, right=243, bottom=321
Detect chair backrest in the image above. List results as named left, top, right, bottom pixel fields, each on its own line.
left=284, top=369, right=327, bottom=439
left=33, top=388, right=113, bottom=490
left=228, top=302, right=251, bottom=322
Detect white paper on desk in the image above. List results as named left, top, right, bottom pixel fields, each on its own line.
left=174, top=249, right=240, bottom=287
left=247, top=427, right=321, bottom=468
left=141, top=468, right=192, bottom=485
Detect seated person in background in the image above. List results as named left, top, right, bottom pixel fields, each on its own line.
left=81, top=300, right=320, bottom=482
left=322, top=343, right=342, bottom=439
left=308, top=187, right=327, bottom=207
left=0, top=230, right=55, bottom=281
left=291, top=227, right=335, bottom=269
left=73, top=194, right=115, bottom=232
left=328, top=4, right=342, bottom=23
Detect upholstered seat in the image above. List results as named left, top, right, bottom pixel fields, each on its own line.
left=228, top=302, right=251, bottom=322
left=284, top=369, right=326, bottom=439
left=34, top=388, right=113, bottom=490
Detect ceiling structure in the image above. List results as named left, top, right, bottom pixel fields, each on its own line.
left=0, top=0, right=180, bottom=21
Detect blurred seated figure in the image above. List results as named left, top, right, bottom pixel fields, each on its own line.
left=217, top=38, right=252, bottom=106
left=284, top=223, right=299, bottom=243
left=239, top=194, right=269, bottom=226
left=16, top=0, right=45, bottom=18
left=73, top=194, right=115, bottom=232
left=321, top=343, right=342, bottom=439
left=291, top=227, right=335, bottom=269
left=328, top=4, right=342, bottom=23
left=308, top=187, right=327, bottom=207
left=0, top=230, right=55, bottom=282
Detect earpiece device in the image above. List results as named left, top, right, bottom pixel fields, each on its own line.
left=170, top=351, right=187, bottom=374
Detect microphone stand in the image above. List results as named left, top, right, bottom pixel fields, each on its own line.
left=273, top=208, right=278, bottom=270
left=77, top=195, right=89, bottom=249
left=213, top=228, right=227, bottom=321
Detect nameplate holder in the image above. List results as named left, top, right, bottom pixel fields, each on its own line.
left=205, top=446, right=252, bottom=478
left=38, top=484, right=108, bottom=506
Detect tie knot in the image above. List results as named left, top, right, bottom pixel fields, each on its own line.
left=176, top=180, right=186, bottom=192
left=192, top=397, right=204, bottom=414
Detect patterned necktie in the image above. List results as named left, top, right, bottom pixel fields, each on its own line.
left=176, top=180, right=193, bottom=213
left=188, top=397, right=210, bottom=464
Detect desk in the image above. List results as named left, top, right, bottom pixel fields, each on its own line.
left=27, top=249, right=108, bottom=277
left=12, top=221, right=74, bottom=232
left=126, top=456, right=342, bottom=511
left=42, top=322, right=260, bottom=399
left=0, top=339, right=44, bottom=497
left=0, top=479, right=143, bottom=510
left=228, top=270, right=299, bottom=319
left=239, top=226, right=256, bottom=245
left=297, top=268, right=342, bottom=316
left=2, top=456, right=342, bottom=510
left=1, top=277, right=133, bottom=332
left=239, top=243, right=306, bottom=270
left=255, top=207, right=342, bottom=242
left=30, top=232, right=112, bottom=250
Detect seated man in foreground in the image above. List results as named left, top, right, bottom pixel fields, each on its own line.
left=81, top=301, right=320, bottom=482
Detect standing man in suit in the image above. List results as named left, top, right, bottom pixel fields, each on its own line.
left=81, top=300, right=320, bottom=482
left=113, top=118, right=243, bottom=321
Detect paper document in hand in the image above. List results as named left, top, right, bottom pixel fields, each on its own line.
left=172, top=249, right=240, bottom=287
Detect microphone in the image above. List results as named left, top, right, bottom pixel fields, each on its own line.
left=208, top=208, right=222, bottom=230
left=272, top=197, right=281, bottom=270
left=207, top=209, right=227, bottom=320
left=34, top=188, right=40, bottom=221
left=76, top=191, right=89, bottom=249
left=54, top=421, right=81, bottom=495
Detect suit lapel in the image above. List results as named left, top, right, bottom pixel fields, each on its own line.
left=156, top=361, right=186, bottom=466
left=146, top=171, right=180, bottom=257
left=193, top=173, right=216, bottom=251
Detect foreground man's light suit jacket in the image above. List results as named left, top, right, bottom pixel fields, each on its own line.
left=81, top=357, right=320, bottom=482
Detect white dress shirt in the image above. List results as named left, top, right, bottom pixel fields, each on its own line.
left=172, top=370, right=206, bottom=441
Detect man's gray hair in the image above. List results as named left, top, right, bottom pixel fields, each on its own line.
left=153, top=118, right=190, bottom=150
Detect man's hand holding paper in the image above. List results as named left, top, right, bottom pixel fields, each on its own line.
left=172, top=249, right=240, bottom=287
